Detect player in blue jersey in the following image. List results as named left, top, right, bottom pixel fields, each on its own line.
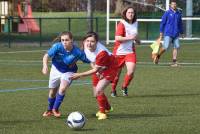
left=154, top=0, right=184, bottom=66
left=42, top=31, right=90, bottom=117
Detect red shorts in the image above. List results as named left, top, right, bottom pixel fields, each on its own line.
left=116, top=53, right=137, bottom=68
left=92, top=67, right=119, bottom=87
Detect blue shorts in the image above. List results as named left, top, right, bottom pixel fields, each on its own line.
left=162, top=36, right=180, bottom=50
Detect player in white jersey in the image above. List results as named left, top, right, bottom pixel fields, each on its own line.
left=111, top=6, right=140, bottom=97
left=71, top=32, right=119, bottom=120
left=42, top=31, right=90, bottom=117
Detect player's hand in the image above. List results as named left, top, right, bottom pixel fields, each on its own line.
left=127, top=35, right=136, bottom=40
left=70, top=73, right=81, bottom=80
left=96, top=72, right=103, bottom=80
left=135, top=39, right=141, bottom=45
left=160, top=33, right=163, bottom=38
left=42, top=65, right=48, bottom=75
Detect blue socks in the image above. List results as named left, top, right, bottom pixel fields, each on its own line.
left=48, top=97, right=56, bottom=111
left=53, top=93, right=65, bottom=110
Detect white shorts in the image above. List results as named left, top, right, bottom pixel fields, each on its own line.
left=48, top=65, right=74, bottom=89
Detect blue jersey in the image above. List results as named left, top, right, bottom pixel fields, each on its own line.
left=47, top=42, right=90, bottom=73
left=160, top=8, right=183, bottom=38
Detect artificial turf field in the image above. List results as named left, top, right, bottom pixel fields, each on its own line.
left=0, top=43, right=200, bottom=134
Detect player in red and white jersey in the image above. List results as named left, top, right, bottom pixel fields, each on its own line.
left=71, top=32, right=119, bottom=120
left=111, top=6, right=140, bottom=97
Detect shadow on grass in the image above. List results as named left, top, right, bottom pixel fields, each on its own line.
left=109, top=113, right=170, bottom=120
left=69, top=128, right=96, bottom=132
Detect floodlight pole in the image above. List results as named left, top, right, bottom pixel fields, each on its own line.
left=166, top=0, right=170, bottom=10
left=186, top=0, right=193, bottom=37
left=106, top=0, right=110, bottom=45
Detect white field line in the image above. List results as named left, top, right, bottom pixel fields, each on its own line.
left=0, top=50, right=46, bottom=54
left=0, top=60, right=199, bottom=66
left=0, top=79, right=90, bottom=83
left=137, top=61, right=200, bottom=65
left=0, top=82, right=91, bottom=93
left=0, top=60, right=42, bottom=63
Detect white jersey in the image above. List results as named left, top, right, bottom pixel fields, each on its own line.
left=116, top=20, right=138, bottom=55
left=84, top=42, right=112, bottom=62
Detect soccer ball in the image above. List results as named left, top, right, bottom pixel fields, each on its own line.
left=66, top=111, right=86, bottom=129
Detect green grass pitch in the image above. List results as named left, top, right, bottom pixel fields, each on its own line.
left=0, top=43, right=200, bottom=134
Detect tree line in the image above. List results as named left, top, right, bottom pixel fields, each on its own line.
left=31, top=0, right=200, bottom=16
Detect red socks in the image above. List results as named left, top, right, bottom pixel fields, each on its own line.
left=102, top=94, right=111, bottom=110
left=111, top=76, right=119, bottom=92
left=96, top=93, right=111, bottom=113
left=122, top=74, right=133, bottom=89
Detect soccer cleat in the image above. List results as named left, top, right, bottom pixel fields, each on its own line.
left=52, top=109, right=61, bottom=117
left=122, top=87, right=128, bottom=96
left=97, top=112, right=107, bottom=120
left=96, top=111, right=101, bottom=117
left=96, top=107, right=113, bottom=117
left=171, top=62, right=180, bottom=67
left=111, top=91, right=117, bottom=97
left=42, top=110, right=53, bottom=117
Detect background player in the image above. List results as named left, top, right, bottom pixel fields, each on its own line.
left=111, top=6, right=140, bottom=97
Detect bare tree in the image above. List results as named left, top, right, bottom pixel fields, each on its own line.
left=115, top=0, right=124, bottom=15
left=87, top=0, right=93, bottom=32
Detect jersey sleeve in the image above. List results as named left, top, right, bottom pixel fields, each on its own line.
left=95, top=51, right=110, bottom=66
left=47, top=43, right=59, bottom=58
left=63, top=47, right=90, bottom=65
left=160, top=11, right=168, bottom=33
left=115, top=22, right=125, bottom=37
left=79, top=50, right=91, bottom=63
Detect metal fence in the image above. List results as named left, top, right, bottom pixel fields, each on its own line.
left=1, top=16, right=200, bottom=47
left=0, top=17, right=105, bottom=47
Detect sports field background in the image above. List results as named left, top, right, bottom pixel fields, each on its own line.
left=0, top=42, right=200, bottom=134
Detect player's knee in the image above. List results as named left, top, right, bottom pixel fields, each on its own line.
left=162, top=45, right=169, bottom=50
left=174, top=45, right=180, bottom=49
left=49, top=89, right=57, bottom=98
left=58, top=87, right=66, bottom=95
left=95, top=90, right=104, bottom=96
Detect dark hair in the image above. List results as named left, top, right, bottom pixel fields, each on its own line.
left=83, top=31, right=99, bottom=42
left=170, top=0, right=177, bottom=3
left=121, top=6, right=137, bottom=24
left=53, top=31, right=73, bottom=43
left=81, top=31, right=99, bottom=49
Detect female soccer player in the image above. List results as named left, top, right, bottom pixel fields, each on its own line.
left=111, top=6, right=140, bottom=97
left=71, top=32, right=118, bottom=120
left=42, top=31, right=90, bottom=117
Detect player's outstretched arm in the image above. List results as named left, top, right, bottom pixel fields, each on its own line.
left=42, top=53, right=49, bottom=75
left=71, top=66, right=101, bottom=80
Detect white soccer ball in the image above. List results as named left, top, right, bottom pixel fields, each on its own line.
left=66, top=111, right=86, bottom=129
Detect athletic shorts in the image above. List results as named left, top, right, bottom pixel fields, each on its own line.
left=49, top=65, right=73, bottom=89
left=163, top=36, right=180, bottom=50
left=115, top=53, right=137, bottom=68
left=92, top=67, right=119, bottom=87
